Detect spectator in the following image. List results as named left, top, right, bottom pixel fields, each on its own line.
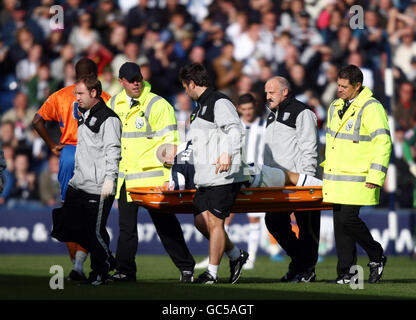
left=27, top=62, right=59, bottom=109
left=31, top=0, right=55, bottom=40
left=290, top=10, right=324, bottom=66
left=38, top=154, right=60, bottom=207
left=50, top=44, right=76, bottom=83
left=393, top=81, right=416, bottom=131
left=288, top=63, right=317, bottom=101
left=2, top=92, right=37, bottom=147
left=232, top=22, right=263, bottom=62
left=59, top=60, right=76, bottom=88
left=15, top=43, right=43, bottom=87
left=62, top=0, right=86, bottom=39
left=106, top=24, right=128, bottom=56
left=85, top=40, right=113, bottom=76
left=187, top=46, right=216, bottom=83
left=251, top=61, right=273, bottom=108
left=375, top=0, right=394, bottom=29
left=0, top=0, right=16, bottom=27
left=347, top=51, right=374, bottom=91
left=329, top=25, right=357, bottom=66
left=232, top=74, right=253, bottom=104
left=279, top=0, right=305, bottom=32
left=212, top=42, right=242, bottom=97
left=99, top=65, right=122, bottom=97
left=204, top=22, right=226, bottom=63
left=148, top=40, right=186, bottom=99
left=174, top=92, right=193, bottom=143
left=94, top=0, right=122, bottom=35
left=0, top=120, right=18, bottom=150
left=260, top=11, right=278, bottom=52
left=1, top=1, right=44, bottom=47
left=0, top=144, right=16, bottom=206
left=6, top=26, right=34, bottom=74
left=319, top=63, right=339, bottom=108
left=404, top=0, right=416, bottom=20
left=225, top=11, right=248, bottom=44
left=9, top=151, right=38, bottom=202
left=392, top=27, right=416, bottom=82
left=275, top=43, right=300, bottom=79
left=68, top=11, right=101, bottom=56
left=111, top=41, right=149, bottom=80
left=125, top=0, right=155, bottom=43
left=319, top=8, right=344, bottom=44
left=355, top=10, right=387, bottom=70
left=45, top=29, right=66, bottom=62
left=271, top=30, right=293, bottom=66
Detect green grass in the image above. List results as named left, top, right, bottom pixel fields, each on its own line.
left=0, top=255, right=415, bottom=300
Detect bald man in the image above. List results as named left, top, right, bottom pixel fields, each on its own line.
left=263, top=76, right=321, bottom=283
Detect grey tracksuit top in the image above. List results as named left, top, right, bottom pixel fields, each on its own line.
left=263, top=95, right=319, bottom=177
left=189, top=87, right=249, bottom=187
left=69, top=98, right=122, bottom=195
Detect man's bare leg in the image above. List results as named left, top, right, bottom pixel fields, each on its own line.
left=206, top=210, right=226, bottom=266
left=286, top=171, right=299, bottom=185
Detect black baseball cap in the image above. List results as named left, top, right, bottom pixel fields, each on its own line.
left=119, top=62, right=143, bottom=82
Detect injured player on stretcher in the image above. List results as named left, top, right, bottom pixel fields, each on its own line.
left=156, top=142, right=322, bottom=191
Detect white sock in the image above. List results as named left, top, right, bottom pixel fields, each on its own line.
left=297, top=174, right=323, bottom=186
left=224, top=224, right=230, bottom=234
left=226, top=246, right=241, bottom=261
left=248, top=222, right=260, bottom=262
left=74, top=250, right=88, bottom=272
left=207, top=264, right=218, bottom=279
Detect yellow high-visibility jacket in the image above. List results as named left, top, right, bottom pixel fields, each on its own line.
left=322, top=86, right=392, bottom=205
left=107, top=81, right=179, bottom=201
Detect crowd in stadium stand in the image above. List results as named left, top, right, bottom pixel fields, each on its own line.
left=0, top=0, right=415, bottom=208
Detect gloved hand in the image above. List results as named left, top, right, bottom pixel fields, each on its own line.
left=410, top=164, right=416, bottom=178
left=101, top=179, right=114, bottom=199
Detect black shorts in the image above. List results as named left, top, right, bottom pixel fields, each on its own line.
left=193, top=182, right=244, bottom=219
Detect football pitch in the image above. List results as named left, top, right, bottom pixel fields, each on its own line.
left=0, top=254, right=415, bottom=301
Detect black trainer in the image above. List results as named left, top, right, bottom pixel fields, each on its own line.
left=334, top=273, right=357, bottom=284
left=109, top=271, right=136, bottom=282
left=194, top=271, right=217, bottom=284
left=298, top=270, right=316, bottom=283
left=180, top=270, right=194, bottom=283
left=368, top=255, right=387, bottom=284
left=67, top=269, right=87, bottom=281
left=80, top=272, right=109, bottom=286
left=280, top=269, right=298, bottom=282
left=229, top=250, right=249, bottom=284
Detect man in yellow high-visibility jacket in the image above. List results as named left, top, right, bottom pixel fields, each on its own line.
left=322, top=65, right=392, bottom=284
left=107, top=62, right=195, bottom=283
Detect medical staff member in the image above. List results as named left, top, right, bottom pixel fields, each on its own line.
left=263, top=76, right=321, bottom=283
left=61, top=74, right=121, bottom=285
left=32, top=58, right=111, bottom=281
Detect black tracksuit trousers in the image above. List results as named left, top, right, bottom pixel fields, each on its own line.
left=115, top=183, right=195, bottom=277
left=332, top=204, right=384, bottom=276
left=64, top=185, right=115, bottom=277
left=265, top=210, right=321, bottom=274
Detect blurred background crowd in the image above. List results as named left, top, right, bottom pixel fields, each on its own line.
left=0, top=0, right=416, bottom=208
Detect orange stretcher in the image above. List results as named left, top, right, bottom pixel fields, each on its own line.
left=127, top=186, right=333, bottom=213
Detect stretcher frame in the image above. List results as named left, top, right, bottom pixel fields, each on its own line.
left=127, top=186, right=333, bottom=213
